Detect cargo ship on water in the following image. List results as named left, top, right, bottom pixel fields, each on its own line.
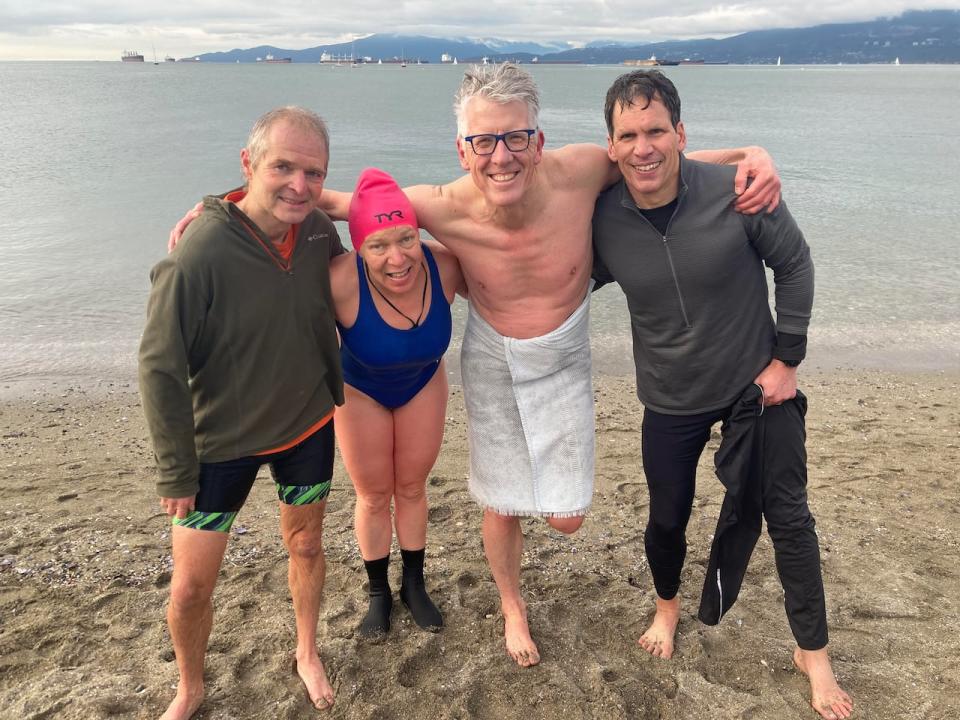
left=121, top=50, right=144, bottom=63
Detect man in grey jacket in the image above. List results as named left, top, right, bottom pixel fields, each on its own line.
left=592, top=70, right=852, bottom=720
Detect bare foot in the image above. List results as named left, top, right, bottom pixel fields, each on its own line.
left=159, top=685, right=204, bottom=720
left=793, top=647, right=854, bottom=720
left=502, top=603, right=540, bottom=668
left=293, top=650, right=335, bottom=711
left=638, top=595, right=680, bottom=659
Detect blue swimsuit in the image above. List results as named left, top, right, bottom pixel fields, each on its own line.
left=338, top=244, right=452, bottom=409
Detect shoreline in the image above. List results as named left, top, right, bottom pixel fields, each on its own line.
left=2, top=344, right=957, bottom=402
left=1, top=369, right=958, bottom=718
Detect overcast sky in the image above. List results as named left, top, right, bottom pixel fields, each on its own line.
left=1, top=2, right=956, bottom=60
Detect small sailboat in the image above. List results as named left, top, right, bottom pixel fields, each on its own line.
left=776, top=55, right=781, bottom=66
left=894, top=57, right=901, bottom=66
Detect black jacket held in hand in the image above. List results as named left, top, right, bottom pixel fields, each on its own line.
left=697, top=384, right=808, bottom=625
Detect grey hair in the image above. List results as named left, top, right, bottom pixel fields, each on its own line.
left=245, top=106, right=330, bottom=168
left=453, top=62, right=541, bottom=137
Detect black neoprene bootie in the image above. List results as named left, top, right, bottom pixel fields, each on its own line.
left=399, top=547, right=443, bottom=631
left=359, top=555, right=392, bottom=637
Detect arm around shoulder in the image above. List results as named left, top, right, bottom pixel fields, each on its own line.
left=686, top=145, right=781, bottom=213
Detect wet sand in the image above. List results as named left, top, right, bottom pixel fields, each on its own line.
left=1, top=370, right=958, bottom=719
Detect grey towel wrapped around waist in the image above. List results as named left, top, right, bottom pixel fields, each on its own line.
left=460, top=292, right=595, bottom=517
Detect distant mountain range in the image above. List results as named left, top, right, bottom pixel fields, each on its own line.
left=185, top=10, right=960, bottom=64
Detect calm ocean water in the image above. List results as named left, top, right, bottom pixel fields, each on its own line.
left=1, top=62, right=958, bottom=393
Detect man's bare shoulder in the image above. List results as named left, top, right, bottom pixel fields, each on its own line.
left=404, top=178, right=477, bottom=225
left=543, top=143, right=616, bottom=192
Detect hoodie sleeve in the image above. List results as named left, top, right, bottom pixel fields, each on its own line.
left=138, top=255, right=206, bottom=498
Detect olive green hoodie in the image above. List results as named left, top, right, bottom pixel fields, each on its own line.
left=139, top=197, right=345, bottom=498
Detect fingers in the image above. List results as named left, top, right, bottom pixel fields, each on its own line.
left=167, top=203, right=203, bottom=254
left=159, top=497, right=195, bottom=519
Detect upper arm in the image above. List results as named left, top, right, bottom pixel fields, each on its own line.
left=423, top=239, right=465, bottom=301
left=403, top=183, right=449, bottom=233
left=329, top=252, right=358, bottom=325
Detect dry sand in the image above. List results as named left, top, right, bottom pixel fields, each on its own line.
left=1, top=370, right=958, bottom=720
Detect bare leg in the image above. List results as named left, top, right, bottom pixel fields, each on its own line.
left=160, top=525, right=229, bottom=720
left=393, top=370, right=447, bottom=550
left=638, top=595, right=681, bottom=659
left=482, top=510, right=539, bottom=667
left=280, top=502, right=334, bottom=710
left=336, top=384, right=396, bottom=560
left=793, top=647, right=854, bottom=720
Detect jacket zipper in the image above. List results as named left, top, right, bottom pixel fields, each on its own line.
left=631, top=186, right=692, bottom=329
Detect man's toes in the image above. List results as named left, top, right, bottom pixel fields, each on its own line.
left=814, top=702, right=837, bottom=720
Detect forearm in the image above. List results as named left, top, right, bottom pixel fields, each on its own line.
left=686, top=146, right=757, bottom=166
left=319, top=189, right=352, bottom=221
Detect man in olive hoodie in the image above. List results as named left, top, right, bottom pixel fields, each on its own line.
left=139, top=106, right=344, bottom=720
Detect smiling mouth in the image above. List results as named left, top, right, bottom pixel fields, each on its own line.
left=489, top=171, right=519, bottom=183
left=632, top=161, right=662, bottom=172
left=385, top=267, right=412, bottom=280
left=279, top=196, right=308, bottom=206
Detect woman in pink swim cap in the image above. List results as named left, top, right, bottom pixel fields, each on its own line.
left=330, top=167, right=465, bottom=637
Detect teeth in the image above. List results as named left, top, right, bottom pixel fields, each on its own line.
left=490, top=172, right=517, bottom=182
left=634, top=161, right=661, bottom=172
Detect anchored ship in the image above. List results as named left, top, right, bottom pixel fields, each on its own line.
left=121, top=50, right=144, bottom=63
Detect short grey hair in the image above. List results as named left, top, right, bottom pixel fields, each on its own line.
left=453, top=62, right=541, bottom=137
left=245, top=106, right=330, bottom=168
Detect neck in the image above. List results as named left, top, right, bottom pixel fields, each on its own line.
left=235, top=197, right=288, bottom=244
left=482, top=178, right=546, bottom=229
left=628, top=175, right=679, bottom=210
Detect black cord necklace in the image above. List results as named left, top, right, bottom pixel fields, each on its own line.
left=364, top=261, right=428, bottom=328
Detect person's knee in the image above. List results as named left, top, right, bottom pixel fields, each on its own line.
left=285, top=526, right=325, bottom=560
left=765, top=503, right=815, bottom=538
left=169, top=574, right=216, bottom=611
left=393, top=478, right=426, bottom=506
left=356, top=487, right=393, bottom=516
left=548, top=515, right=585, bottom=535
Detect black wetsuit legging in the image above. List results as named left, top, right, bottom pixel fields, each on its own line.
left=641, top=404, right=828, bottom=650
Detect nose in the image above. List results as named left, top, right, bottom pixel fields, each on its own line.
left=288, top=170, right=307, bottom=194
left=386, top=243, right=405, bottom=265
left=490, top=137, right=514, bottom=163
left=631, top=136, right=652, bottom=158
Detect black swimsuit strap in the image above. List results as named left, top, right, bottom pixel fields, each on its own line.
left=364, top=261, right=428, bottom=328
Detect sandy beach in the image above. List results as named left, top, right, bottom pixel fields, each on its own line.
left=1, top=370, right=958, bottom=720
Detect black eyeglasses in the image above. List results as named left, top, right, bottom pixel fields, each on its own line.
left=463, top=129, right=537, bottom=155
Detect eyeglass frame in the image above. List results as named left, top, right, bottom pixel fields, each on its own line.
left=462, top=128, right=538, bottom=156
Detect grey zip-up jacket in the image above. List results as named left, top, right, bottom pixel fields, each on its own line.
left=592, top=156, right=813, bottom=415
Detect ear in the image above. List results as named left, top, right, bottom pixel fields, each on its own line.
left=676, top=121, right=687, bottom=153
left=456, top=137, right=470, bottom=171
left=532, top=129, right=545, bottom=164
left=240, top=148, right=253, bottom=180
left=606, top=135, right=616, bottom=163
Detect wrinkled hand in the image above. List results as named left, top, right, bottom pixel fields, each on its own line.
left=160, top=495, right=196, bottom=520
left=733, top=146, right=781, bottom=214
left=754, top=359, right=797, bottom=407
left=167, top=202, right=203, bottom=253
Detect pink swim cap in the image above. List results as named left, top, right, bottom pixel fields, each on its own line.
left=347, top=167, right=418, bottom=251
